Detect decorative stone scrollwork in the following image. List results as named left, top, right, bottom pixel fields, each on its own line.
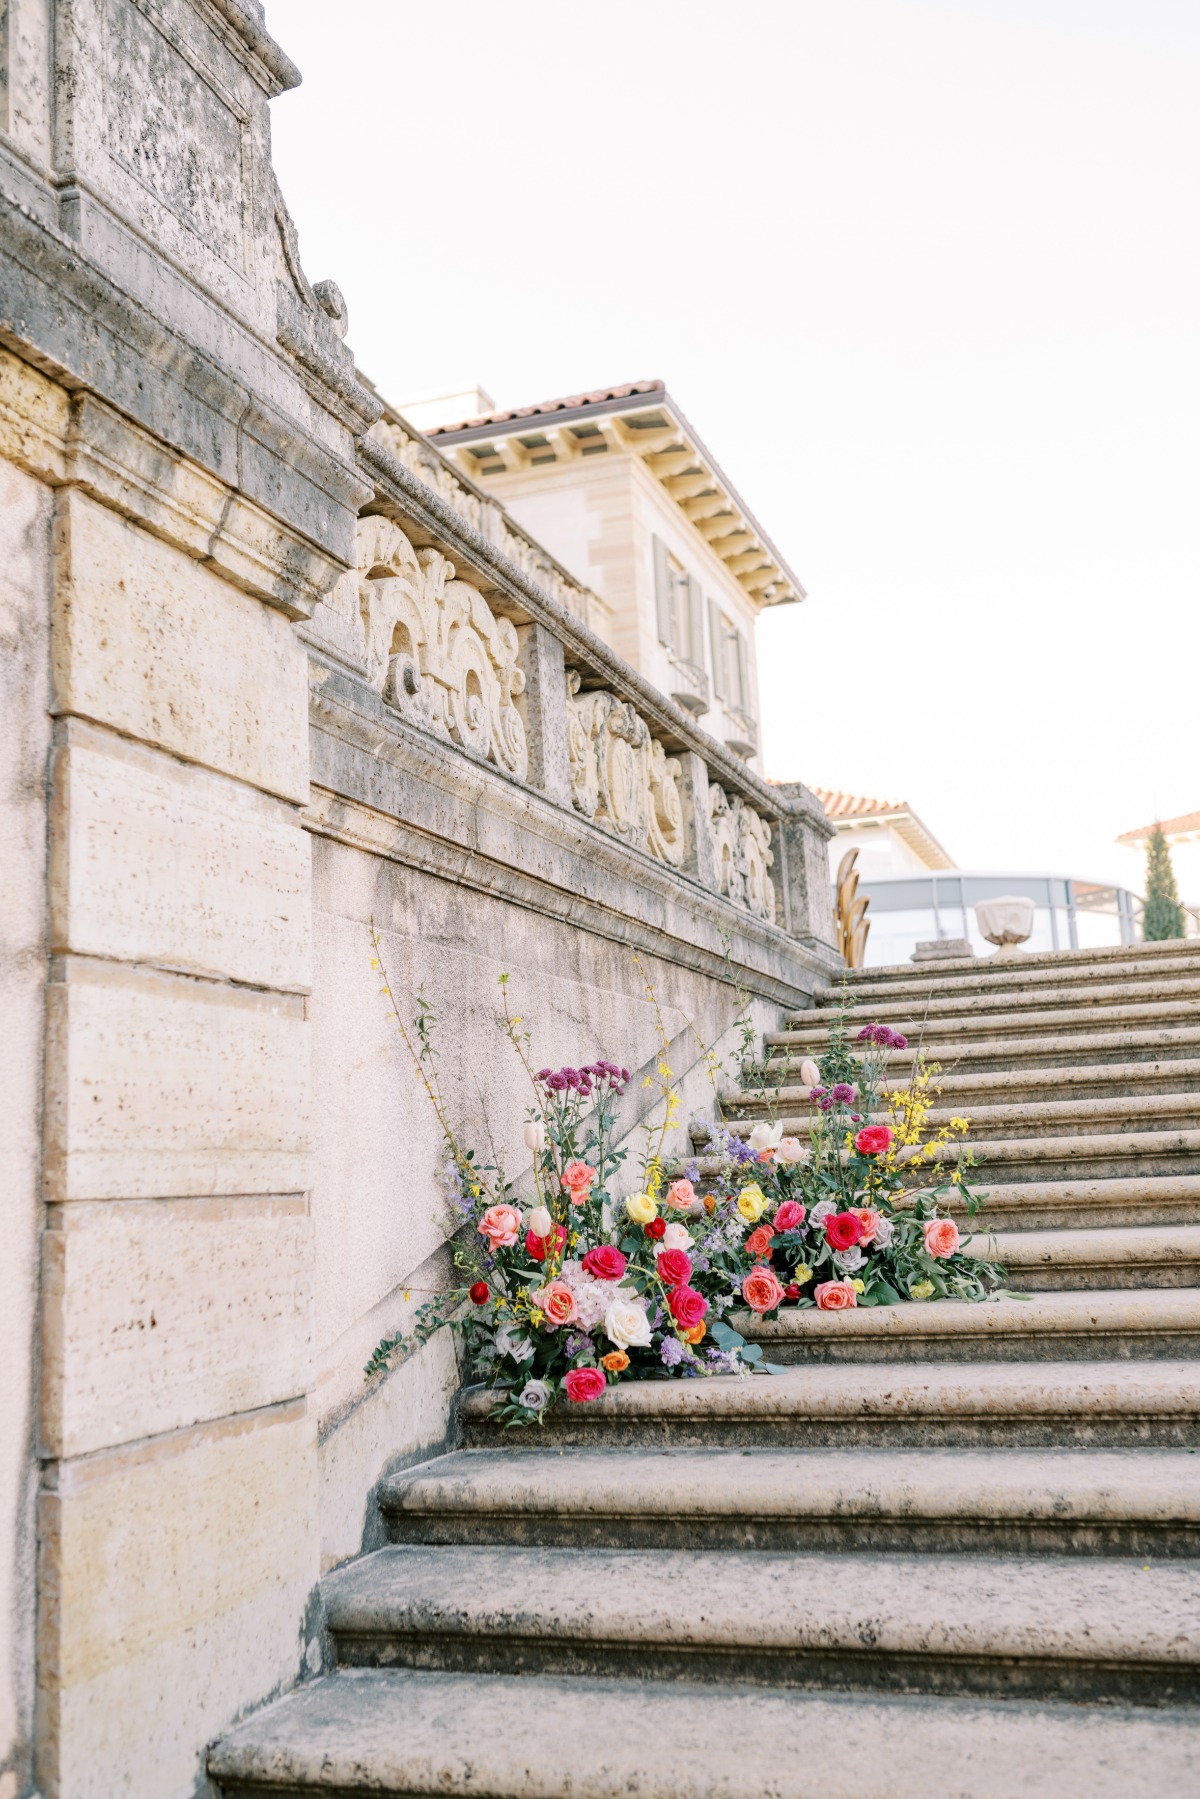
left=566, top=674, right=684, bottom=867
left=710, top=785, right=776, bottom=922
left=356, top=516, right=528, bottom=782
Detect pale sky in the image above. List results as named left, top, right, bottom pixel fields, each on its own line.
left=267, top=0, right=1199, bottom=894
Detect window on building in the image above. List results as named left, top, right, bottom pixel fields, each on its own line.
left=706, top=596, right=753, bottom=719
left=652, top=535, right=706, bottom=673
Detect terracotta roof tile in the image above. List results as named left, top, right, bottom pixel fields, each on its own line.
left=813, top=788, right=910, bottom=821
left=1118, top=810, right=1200, bottom=844
left=426, top=380, right=665, bottom=437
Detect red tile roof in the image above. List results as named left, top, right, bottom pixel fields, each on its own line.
left=1118, top=810, right=1200, bottom=844
left=814, top=789, right=910, bottom=821
left=426, top=380, right=665, bottom=437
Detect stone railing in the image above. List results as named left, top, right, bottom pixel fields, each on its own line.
left=302, top=429, right=838, bottom=955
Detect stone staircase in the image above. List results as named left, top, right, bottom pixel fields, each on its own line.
left=209, top=941, right=1200, bottom=1798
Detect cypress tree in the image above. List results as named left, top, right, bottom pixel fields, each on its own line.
left=1142, top=823, right=1186, bottom=941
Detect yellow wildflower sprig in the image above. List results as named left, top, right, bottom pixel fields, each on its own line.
left=632, top=950, right=681, bottom=1199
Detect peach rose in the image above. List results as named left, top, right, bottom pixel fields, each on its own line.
left=851, top=1207, right=883, bottom=1245
left=744, top=1225, right=775, bottom=1260
left=776, top=1137, right=807, bottom=1166
left=742, top=1265, right=785, bottom=1314
left=924, top=1217, right=961, bottom=1259
left=562, top=1160, right=598, bottom=1199
left=534, top=1279, right=578, bottom=1327
left=478, top=1203, right=522, bottom=1249
left=666, top=1178, right=696, bottom=1208
left=813, top=1279, right=858, bottom=1311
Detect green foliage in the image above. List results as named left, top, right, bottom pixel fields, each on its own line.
left=1142, top=824, right=1186, bottom=941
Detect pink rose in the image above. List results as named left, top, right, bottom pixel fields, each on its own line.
left=478, top=1203, right=522, bottom=1249
left=814, top=1279, right=858, bottom=1311
left=742, top=1265, right=785, bottom=1314
left=562, top=1160, right=598, bottom=1199
left=850, top=1207, right=883, bottom=1245
left=666, top=1178, right=696, bottom=1208
left=564, top=1366, right=606, bottom=1403
left=656, top=1248, right=692, bottom=1287
left=773, top=1201, right=806, bottom=1232
left=924, top=1217, right=961, bottom=1259
left=854, top=1125, right=893, bottom=1157
left=667, top=1285, right=708, bottom=1329
left=535, top=1280, right=578, bottom=1327
left=581, top=1244, right=627, bottom=1281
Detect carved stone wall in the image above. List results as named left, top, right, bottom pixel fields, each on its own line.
left=710, top=784, right=777, bottom=922
left=566, top=674, right=685, bottom=867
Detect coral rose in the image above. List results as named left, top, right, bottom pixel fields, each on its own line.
left=744, top=1225, right=775, bottom=1260
left=666, top=1179, right=696, bottom=1208
left=924, top=1217, right=961, bottom=1259
left=742, top=1265, right=785, bottom=1314
left=582, top=1245, right=627, bottom=1281
left=534, top=1280, right=577, bottom=1327
left=666, top=1285, right=708, bottom=1330
left=850, top=1207, right=883, bottom=1245
left=854, top=1125, right=893, bottom=1157
left=469, top=1281, right=489, bottom=1304
left=601, top=1351, right=630, bottom=1373
left=814, top=1279, right=858, bottom=1311
left=478, top=1203, right=522, bottom=1249
left=562, top=1160, right=598, bottom=1199
left=564, top=1367, right=606, bottom=1403
left=656, top=1248, right=693, bottom=1287
left=823, top=1211, right=866, bottom=1251
left=773, top=1201, right=806, bottom=1232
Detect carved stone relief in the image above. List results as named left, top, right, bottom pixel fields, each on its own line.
left=710, top=785, right=776, bottom=922
left=356, top=516, right=528, bottom=782
left=566, top=674, right=684, bottom=868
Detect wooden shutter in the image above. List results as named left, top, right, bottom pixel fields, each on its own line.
left=653, top=535, right=674, bottom=647
left=735, top=628, right=751, bottom=713
left=686, top=575, right=704, bottom=670
left=709, top=598, right=725, bottom=698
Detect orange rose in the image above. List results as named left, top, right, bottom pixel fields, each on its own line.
left=704, top=1194, right=717, bottom=1214
left=744, top=1225, right=775, bottom=1260
left=601, top=1350, right=630, bottom=1372
left=683, top=1322, right=706, bottom=1345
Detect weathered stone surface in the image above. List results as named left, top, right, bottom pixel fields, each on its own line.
left=43, top=959, right=311, bottom=1201
left=37, top=1403, right=317, bottom=1799
left=49, top=722, right=312, bottom=991
left=0, top=453, right=51, bottom=1794
left=52, top=489, right=310, bottom=803
left=41, top=1197, right=313, bottom=1459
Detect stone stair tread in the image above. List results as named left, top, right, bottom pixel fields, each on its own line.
left=841, top=938, right=1200, bottom=980
left=322, top=1541, right=1200, bottom=1669
left=729, top=1060, right=1200, bottom=1108
left=734, top=1288, right=1200, bottom=1340
left=712, top=1093, right=1200, bottom=1139
left=785, top=979, right=1200, bottom=1026
left=461, top=1359, right=1200, bottom=1426
left=965, top=1226, right=1200, bottom=1267
left=207, top=1667, right=1200, bottom=1799
left=764, top=1026, right=1200, bottom=1068
left=822, top=950, right=1200, bottom=1000
left=945, top=1174, right=1200, bottom=1207
left=770, top=998, right=1200, bottom=1043
left=381, top=1445, right=1200, bottom=1531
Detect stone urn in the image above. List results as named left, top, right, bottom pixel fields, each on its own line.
left=975, top=895, right=1036, bottom=954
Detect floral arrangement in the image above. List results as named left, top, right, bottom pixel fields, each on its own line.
left=364, top=931, right=1005, bottom=1422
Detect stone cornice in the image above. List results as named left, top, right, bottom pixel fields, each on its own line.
left=197, top=0, right=302, bottom=94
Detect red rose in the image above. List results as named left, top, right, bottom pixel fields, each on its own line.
left=656, top=1248, right=692, bottom=1287
left=525, top=1224, right=566, bottom=1262
left=854, top=1125, right=893, bottom=1157
left=667, top=1285, right=708, bottom=1330
left=564, top=1366, right=606, bottom=1403
left=644, top=1217, right=667, bottom=1240
left=773, top=1201, right=806, bottom=1232
left=582, top=1244, right=628, bottom=1281
left=784, top=1283, right=802, bottom=1300
left=469, top=1281, right=489, bottom=1304
left=823, top=1211, right=866, bottom=1251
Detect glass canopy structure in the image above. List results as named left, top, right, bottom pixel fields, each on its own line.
left=855, top=872, right=1148, bottom=968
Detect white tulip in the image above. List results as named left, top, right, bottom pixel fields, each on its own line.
left=527, top=1206, right=553, bottom=1238
left=604, top=1292, right=652, bottom=1350
left=523, top=1120, right=546, bottom=1152
left=799, top=1058, right=822, bottom=1090
left=748, top=1120, right=783, bottom=1152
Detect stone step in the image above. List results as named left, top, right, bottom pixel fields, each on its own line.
left=710, top=1092, right=1200, bottom=1147
left=381, top=1445, right=1200, bottom=1557
left=729, top=1056, right=1200, bottom=1110
left=318, top=1541, right=1200, bottom=1708
left=968, top=1225, right=1200, bottom=1291
left=207, top=1667, right=1200, bottom=1799
left=821, top=945, right=1200, bottom=1002
left=459, top=1359, right=1200, bottom=1450
left=762, top=1024, right=1200, bottom=1075
left=786, top=976, right=1200, bottom=1031
left=733, top=1289, right=1200, bottom=1364
left=929, top=1173, right=1200, bottom=1232
left=685, top=1127, right=1200, bottom=1182
left=770, top=995, right=1200, bottom=1049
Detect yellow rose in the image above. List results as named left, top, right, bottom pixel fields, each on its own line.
left=910, top=1279, right=935, bottom=1301
left=793, top=1263, right=813, bottom=1284
left=851, top=1279, right=865, bottom=1293
left=737, top=1182, right=768, bottom=1223
left=625, top=1192, right=658, bottom=1225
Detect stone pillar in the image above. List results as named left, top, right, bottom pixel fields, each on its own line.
left=773, top=782, right=839, bottom=955
left=515, top=621, right=572, bottom=807
left=675, top=750, right=719, bottom=890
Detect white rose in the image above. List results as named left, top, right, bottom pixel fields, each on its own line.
left=799, top=1058, right=822, bottom=1090
left=527, top=1205, right=553, bottom=1238
left=604, top=1292, right=652, bottom=1350
left=834, top=1246, right=865, bottom=1273
left=497, top=1321, right=534, bottom=1362
left=810, top=1199, right=836, bottom=1223
left=776, top=1137, right=808, bottom=1166
left=523, top=1121, right=546, bottom=1152
left=518, top=1379, right=549, bottom=1411
left=748, top=1120, right=783, bottom=1152
left=661, top=1222, right=693, bottom=1251
left=872, top=1216, right=894, bottom=1248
